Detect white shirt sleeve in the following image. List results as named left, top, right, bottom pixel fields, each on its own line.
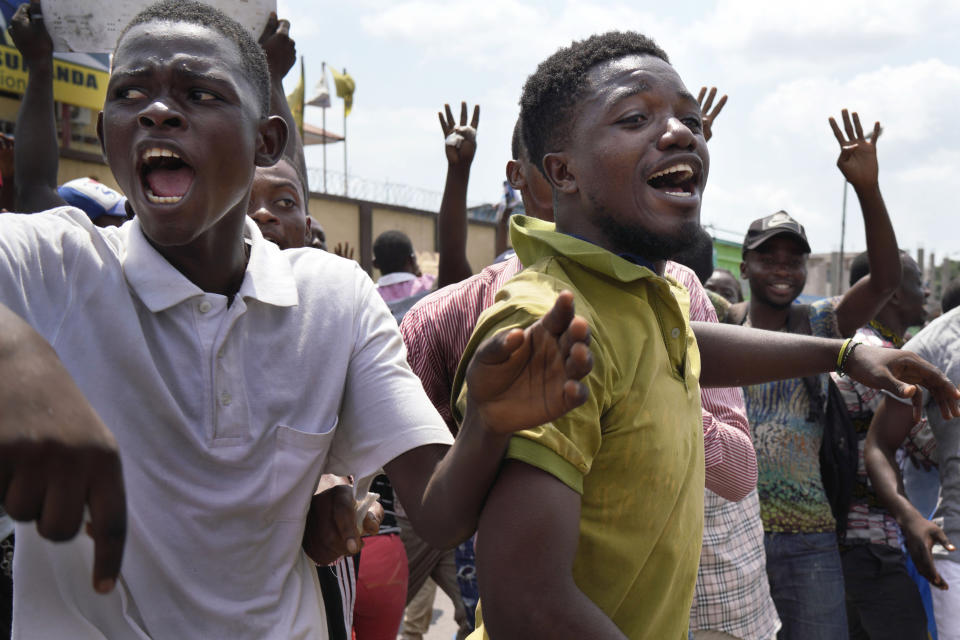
left=325, top=266, right=453, bottom=479
left=0, top=208, right=113, bottom=343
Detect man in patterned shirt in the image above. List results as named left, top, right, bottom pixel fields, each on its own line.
left=726, top=111, right=903, bottom=639
left=831, top=250, right=930, bottom=639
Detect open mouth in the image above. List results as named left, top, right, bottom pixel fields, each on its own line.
left=646, top=162, right=697, bottom=198
left=139, top=147, right=195, bottom=204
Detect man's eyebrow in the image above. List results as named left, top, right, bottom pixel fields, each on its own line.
left=678, top=90, right=700, bottom=110
left=604, top=82, right=650, bottom=106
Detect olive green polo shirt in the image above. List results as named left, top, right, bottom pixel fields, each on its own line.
left=455, top=216, right=705, bottom=640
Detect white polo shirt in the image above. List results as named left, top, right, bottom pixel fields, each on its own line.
left=0, top=208, right=453, bottom=639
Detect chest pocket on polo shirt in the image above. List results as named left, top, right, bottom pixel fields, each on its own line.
left=270, top=421, right=337, bottom=522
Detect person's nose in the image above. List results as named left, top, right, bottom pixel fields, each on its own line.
left=250, top=205, right=278, bottom=225
left=138, top=99, right=183, bottom=130
left=657, top=116, right=696, bottom=151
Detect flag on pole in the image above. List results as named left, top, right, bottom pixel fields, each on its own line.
left=329, top=66, right=355, bottom=117
left=306, top=63, right=331, bottom=108
left=286, top=57, right=305, bottom=135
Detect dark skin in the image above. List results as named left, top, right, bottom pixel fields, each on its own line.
left=733, top=109, right=900, bottom=336
left=0, top=18, right=596, bottom=595
left=9, top=1, right=68, bottom=213
left=542, top=55, right=708, bottom=276
left=704, top=269, right=742, bottom=303
left=436, top=101, right=480, bottom=286
left=248, top=158, right=311, bottom=249
left=98, top=21, right=287, bottom=295
left=869, top=254, right=929, bottom=337
left=866, top=396, right=956, bottom=589
left=475, top=54, right=960, bottom=638
left=0, top=133, right=14, bottom=212
left=479, top=55, right=704, bottom=639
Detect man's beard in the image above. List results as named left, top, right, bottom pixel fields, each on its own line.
left=592, top=206, right=701, bottom=262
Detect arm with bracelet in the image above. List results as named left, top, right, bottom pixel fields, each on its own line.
left=693, top=322, right=960, bottom=421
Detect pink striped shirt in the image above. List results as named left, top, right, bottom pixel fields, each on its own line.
left=399, top=256, right=756, bottom=501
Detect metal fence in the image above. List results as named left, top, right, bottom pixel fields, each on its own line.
left=307, top=168, right=446, bottom=212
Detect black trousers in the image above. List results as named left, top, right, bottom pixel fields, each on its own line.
left=841, top=543, right=927, bottom=640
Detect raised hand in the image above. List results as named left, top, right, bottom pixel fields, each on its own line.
left=845, top=344, right=960, bottom=422
left=439, top=102, right=480, bottom=166
left=258, top=11, right=296, bottom=84
left=697, top=86, right=727, bottom=142
left=333, top=241, right=354, bottom=261
left=0, top=310, right=126, bottom=594
left=465, top=291, right=593, bottom=433
left=902, top=514, right=955, bottom=589
left=9, top=1, right=53, bottom=67
left=829, top=109, right=882, bottom=190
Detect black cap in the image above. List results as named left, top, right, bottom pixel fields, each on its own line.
left=743, top=211, right=811, bottom=254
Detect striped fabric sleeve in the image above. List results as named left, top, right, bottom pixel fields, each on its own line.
left=666, top=262, right=757, bottom=502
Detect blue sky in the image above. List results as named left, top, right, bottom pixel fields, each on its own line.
left=280, top=0, right=960, bottom=258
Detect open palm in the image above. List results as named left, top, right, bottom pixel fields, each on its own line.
left=829, top=109, right=882, bottom=189
left=465, top=291, right=593, bottom=433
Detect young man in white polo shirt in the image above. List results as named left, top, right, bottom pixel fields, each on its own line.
left=0, top=2, right=593, bottom=638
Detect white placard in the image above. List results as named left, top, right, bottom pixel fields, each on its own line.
left=42, top=0, right=277, bottom=53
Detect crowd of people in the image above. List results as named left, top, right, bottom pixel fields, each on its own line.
left=0, top=2, right=958, bottom=640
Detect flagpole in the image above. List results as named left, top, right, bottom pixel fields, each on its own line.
left=343, top=67, right=348, bottom=198
left=322, top=62, right=327, bottom=193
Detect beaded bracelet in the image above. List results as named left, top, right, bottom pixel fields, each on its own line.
left=837, top=340, right=860, bottom=377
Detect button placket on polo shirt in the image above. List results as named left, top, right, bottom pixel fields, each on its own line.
left=195, top=296, right=248, bottom=442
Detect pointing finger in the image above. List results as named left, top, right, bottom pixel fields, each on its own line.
left=87, top=456, right=127, bottom=594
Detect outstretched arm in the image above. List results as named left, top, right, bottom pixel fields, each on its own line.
left=386, top=290, right=592, bottom=548
left=436, top=102, right=479, bottom=287
left=0, top=303, right=126, bottom=593
left=10, top=1, right=67, bottom=212
left=694, top=321, right=960, bottom=420
left=865, top=396, right=955, bottom=589
left=829, top=110, right=900, bottom=335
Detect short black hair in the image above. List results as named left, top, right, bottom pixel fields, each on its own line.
left=849, top=250, right=910, bottom=287
left=511, top=118, right=524, bottom=161
left=373, top=230, right=414, bottom=274
left=117, top=0, right=270, bottom=117
left=672, top=226, right=714, bottom=284
left=519, top=31, right=669, bottom=172
left=942, top=277, right=960, bottom=314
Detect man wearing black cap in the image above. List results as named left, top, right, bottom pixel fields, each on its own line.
left=725, top=110, right=903, bottom=640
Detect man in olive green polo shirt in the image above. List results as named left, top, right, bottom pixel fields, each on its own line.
left=452, top=31, right=960, bottom=640
left=453, top=32, right=708, bottom=640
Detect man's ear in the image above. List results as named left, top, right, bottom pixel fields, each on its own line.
left=542, top=152, right=577, bottom=195
left=506, top=160, right=526, bottom=190
left=97, top=111, right=106, bottom=156
left=739, top=257, right=749, bottom=279
left=255, top=115, right=288, bottom=168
